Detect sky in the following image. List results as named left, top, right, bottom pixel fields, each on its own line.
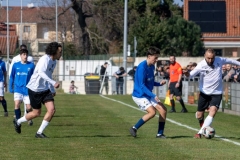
left=1, top=0, right=183, bottom=7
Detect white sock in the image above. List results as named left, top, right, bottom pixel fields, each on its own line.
left=198, top=115, right=213, bottom=134
left=17, top=116, right=28, bottom=125
left=37, top=120, right=49, bottom=134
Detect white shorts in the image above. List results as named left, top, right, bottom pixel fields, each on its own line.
left=14, top=93, right=30, bottom=104
left=0, top=82, right=4, bottom=96
left=132, top=96, right=159, bottom=111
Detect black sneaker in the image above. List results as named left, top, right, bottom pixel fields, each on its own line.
left=13, top=119, right=21, bottom=134
left=156, top=134, right=167, bottom=139
left=181, top=109, right=188, bottom=113
left=35, top=133, right=48, bottom=138
left=28, top=120, right=33, bottom=126
left=169, top=109, right=176, bottom=113
left=4, top=112, right=8, bottom=117
left=129, top=127, right=137, bottom=137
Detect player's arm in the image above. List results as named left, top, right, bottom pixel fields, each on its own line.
left=177, top=65, right=183, bottom=83
left=223, top=57, right=240, bottom=66
left=137, top=67, right=156, bottom=98
left=189, top=63, right=201, bottom=78
left=9, top=64, right=16, bottom=93
left=37, top=57, right=57, bottom=87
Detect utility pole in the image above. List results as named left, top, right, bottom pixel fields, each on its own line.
left=123, top=0, right=128, bottom=95
left=56, top=0, right=58, bottom=42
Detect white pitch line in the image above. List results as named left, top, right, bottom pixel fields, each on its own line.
left=100, top=95, right=240, bottom=146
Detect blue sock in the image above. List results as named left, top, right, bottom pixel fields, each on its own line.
left=134, top=118, right=145, bottom=129
left=1, top=99, right=7, bottom=112
left=15, top=109, right=21, bottom=120
left=158, top=122, right=165, bottom=135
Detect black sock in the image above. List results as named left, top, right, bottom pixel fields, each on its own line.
left=1, top=99, right=7, bottom=112
left=170, top=99, right=175, bottom=110
left=179, top=98, right=186, bottom=109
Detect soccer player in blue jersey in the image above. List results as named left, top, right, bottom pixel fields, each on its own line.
left=0, top=56, right=8, bottom=117
left=13, top=42, right=61, bottom=138
left=9, top=44, right=34, bottom=121
left=129, top=46, right=167, bottom=138
left=9, top=49, right=35, bottom=125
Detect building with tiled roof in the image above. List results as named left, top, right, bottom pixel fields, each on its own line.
left=0, top=5, right=73, bottom=57
left=184, top=0, right=240, bottom=57
left=0, top=22, right=18, bottom=57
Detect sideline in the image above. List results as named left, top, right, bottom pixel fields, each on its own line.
left=100, top=95, right=240, bottom=147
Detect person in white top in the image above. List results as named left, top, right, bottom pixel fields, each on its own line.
left=9, top=44, right=34, bottom=124
left=13, top=42, right=61, bottom=138
left=187, top=49, right=240, bottom=138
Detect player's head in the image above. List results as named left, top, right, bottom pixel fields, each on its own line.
left=146, top=46, right=160, bottom=65
left=45, top=42, right=62, bottom=60
left=20, top=49, right=28, bottom=63
left=204, top=48, right=215, bottom=66
left=20, top=44, right=27, bottom=50
left=169, top=55, right=176, bottom=65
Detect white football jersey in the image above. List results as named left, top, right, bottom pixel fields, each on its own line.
left=26, top=54, right=56, bottom=93
left=190, top=57, right=240, bottom=95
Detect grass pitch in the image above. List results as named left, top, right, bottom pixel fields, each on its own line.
left=1, top=93, right=240, bottom=160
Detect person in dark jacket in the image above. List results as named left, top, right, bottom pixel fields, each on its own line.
left=100, top=62, right=109, bottom=95
left=128, top=66, right=137, bottom=81
left=113, top=67, right=127, bottom=94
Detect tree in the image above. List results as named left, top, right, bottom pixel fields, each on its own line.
left=128, top=0, right=203, bottom=56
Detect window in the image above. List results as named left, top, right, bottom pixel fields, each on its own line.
left=189, top=1, right=226, bottom=33
left=24, top=26, right=30, bottom=33
left=38, top=43, right=48, bottom=52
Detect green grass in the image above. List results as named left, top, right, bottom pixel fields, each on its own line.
left=1, top=93, right=240, bottom=160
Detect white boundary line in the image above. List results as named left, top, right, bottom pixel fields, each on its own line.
left=100, top=95, right=240, bottom=146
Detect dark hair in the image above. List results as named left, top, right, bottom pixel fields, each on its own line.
left=20, top=49, right=28, bottom=55
left=119, top=67, right=124, bottom=71
left=45, top=42, right=62, bottom=56
left=71, top=80, right=74, bottom=83
left=20, top=44, right=27, bottom=50
left=146, top=46, right=160, bottom=56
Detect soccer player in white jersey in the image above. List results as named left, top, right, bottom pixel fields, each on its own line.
left=13, top=42, right=61, bottom=138
left=9, top=49, right=35, bottom=126
left=9, top=44, right=34, bottom=120
left=188, top=49, right=240, bottom=138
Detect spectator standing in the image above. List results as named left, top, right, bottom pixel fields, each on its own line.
left=223, top=64, right=235, bottom=82
left=69, top=80, right=78, bottom=94
left=100, top=62, right=109, bottom=95
left=168, top=55, right=188, bottom=113
left=0, top=57, right=8, bottom=117
left=13, top=42, right=61, bottom=138
left=113, top=67, right=127, bottom=95
left=128, top=66, right=137, bottom=81
left=129, top=46, right=167, bottom=138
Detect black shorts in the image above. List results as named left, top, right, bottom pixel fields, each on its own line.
left=169, top=82, right=182, bottom=96
left=28, top=89, right=54, bottom=109
left=197, top=92, right=222, bottom=111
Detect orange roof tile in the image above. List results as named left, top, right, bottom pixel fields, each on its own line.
left=0, top=23, right=18, bottom=56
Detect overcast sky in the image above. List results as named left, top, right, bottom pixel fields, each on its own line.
left=1, top=0, right=183, bottom=7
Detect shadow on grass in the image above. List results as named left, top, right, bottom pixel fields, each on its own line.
left=167, top=135, right=194, bottom=139
left=52, top=135, right=122, bottom=138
